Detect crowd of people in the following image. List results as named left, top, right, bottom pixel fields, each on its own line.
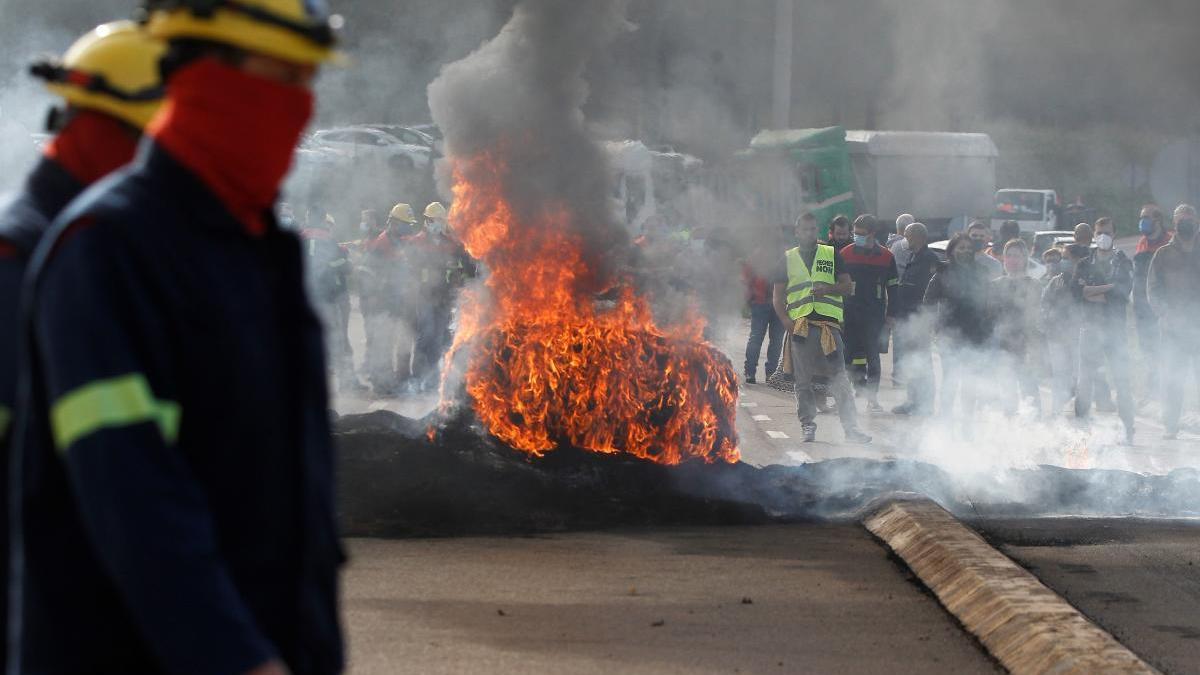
left=743, top=204, right=1200, bottom=445
left=293, top=200, right=472, bottom=397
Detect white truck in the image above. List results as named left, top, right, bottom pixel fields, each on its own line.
left=992, top=189, right=1059, bottom=233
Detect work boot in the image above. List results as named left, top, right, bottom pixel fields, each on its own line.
left=867, top=399, right=884, bottom=413
left=744, top=372, right=757, bottom=385
left=891, top=402, right=914, bottom=416
left=843, top=428, right=872, bottom=444
left=801, top=422, right=817, bottom=443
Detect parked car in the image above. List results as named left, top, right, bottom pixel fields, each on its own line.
left=358, top=124, right=443, bottom=154
left=1030, top=230, right=1075, bottom=258
left=304, top=126, right=433, bottom=171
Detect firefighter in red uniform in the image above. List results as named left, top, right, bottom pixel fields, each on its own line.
left=0, top=21, right=165, bottom=669
left=13, top=2, right=346, bottom=673
left=362, top=201, right=418, bottom=395
left=839, top=214, right=899, bottom=412
left=408, top=201, right=471, bottom=392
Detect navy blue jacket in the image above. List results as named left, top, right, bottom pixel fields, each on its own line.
left=0, top=157, right=83, bottom=675
left=13, top=142, right=344, bottom=674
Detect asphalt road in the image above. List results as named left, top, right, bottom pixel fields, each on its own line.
left=971, top=518, right=1200, bottom=674
left=343, top=526, right=1001, bottom=675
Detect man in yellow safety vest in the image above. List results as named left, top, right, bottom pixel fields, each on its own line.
left=771, top=212, right=872, bottom=444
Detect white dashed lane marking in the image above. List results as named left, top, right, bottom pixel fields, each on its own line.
left=752, top=414, right=772, bottom=421
left=766, top=431, right=789, bottom=439
left=739, top=401, right=759, bottom=408
left=787, top=450, right=815, bottom=463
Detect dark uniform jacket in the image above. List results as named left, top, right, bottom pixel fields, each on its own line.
left=923, top=260, right=992, bottom=346
left=892, top=246, right=939, bottom=318
left=0, top=157, right=84, bottom=672
left=13, top=143, right=344, bottom=675
left=1147, top=239, right=1200, bottom=328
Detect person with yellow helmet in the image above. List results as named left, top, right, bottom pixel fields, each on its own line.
left=407, top=200, right=471, bottom=392
left=14, top=2, right=345, bottom=674
left=359, top=201, right=418, bottom=395
left=0, top=19, right=165, bottom=671
left=423, top=200, right=448, bottom=232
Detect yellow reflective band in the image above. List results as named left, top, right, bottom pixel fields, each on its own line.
left=51, top=374, right=181, bottom=452
left=0, top=405, right=10, bottom=441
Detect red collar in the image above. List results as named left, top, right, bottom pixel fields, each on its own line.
left=44, top=109, right=139, bottom=185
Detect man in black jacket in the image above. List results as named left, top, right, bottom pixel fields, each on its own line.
left=1074, top=233, right=1135, bottom=443
left=890, top=222, right=940, bottom=415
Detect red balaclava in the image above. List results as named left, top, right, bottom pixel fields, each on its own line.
left=148, top=58, right=314, bottom=236
left=44, top=109, right=140, bottom=185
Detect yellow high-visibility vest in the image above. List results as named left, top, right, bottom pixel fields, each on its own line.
left=785, top=245, right=844, bottom=322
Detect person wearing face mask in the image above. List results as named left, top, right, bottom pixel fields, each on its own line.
left=988, top=239, right=1043, bottom=416
left=924, top=233, right=993, bottom=434
left=1041, top=244, right=1090, bottom=412
left=1041, top=248, right=1064, bottom=283
left=407, top=201, right=471, bottom=392
left=12, top=2, right=346, bottom=674
left=839, top=214, right=899, bottom=412
left=966, top=220, right=1003, bottom=277
left=1132, top=204, right=1169, bottom=403
left=362, top=202, right=420, bottom=396
left=1081, top=217, right=1128, bottom=410
left=0, top=21, right=166, bottom=670
left=1148, top=204, right=1200, bottom=439
left=1072, top=233, right=1135, bottom=443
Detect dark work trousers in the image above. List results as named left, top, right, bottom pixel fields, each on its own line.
left=843, top=307, right=884, bottom=397
left=1076, top=326, right=1134, bottom=433
left=744, top=303, right=784, bottom=379
left=315, top=293, right=354, bottom=389
left=414, top=297, right=453, bottom=388
left=895, top=315, right=933, bottom=413
left=1161, top=328, right=1200, bottom=434
left=1133, top=301, right=1159, bottom=399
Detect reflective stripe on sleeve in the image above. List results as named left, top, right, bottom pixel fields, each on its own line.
left=0, top=405, right=10, bottom=440
left=51, top=373, right=181, bottom=452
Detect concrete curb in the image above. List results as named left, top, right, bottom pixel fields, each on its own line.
left=864, top=499, right=1157, bottom=674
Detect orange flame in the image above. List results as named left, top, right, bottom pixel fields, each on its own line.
left=439, top=151, right=739, bottom=465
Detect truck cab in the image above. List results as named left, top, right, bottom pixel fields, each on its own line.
left=993, top=189, right=1058, bottom=233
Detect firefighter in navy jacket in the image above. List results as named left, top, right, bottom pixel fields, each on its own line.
left=13, top=2, right=346, bottom=673
left=0, top=20, right=165, bottom=671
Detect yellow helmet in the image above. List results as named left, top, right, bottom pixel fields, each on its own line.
left=30, top=21, right=166, bottom=129
left=142, top=0, right=344, bottom=66
left=388, top=203, right=417, bottom=224
left=423, top=202, right=448, bottom=220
